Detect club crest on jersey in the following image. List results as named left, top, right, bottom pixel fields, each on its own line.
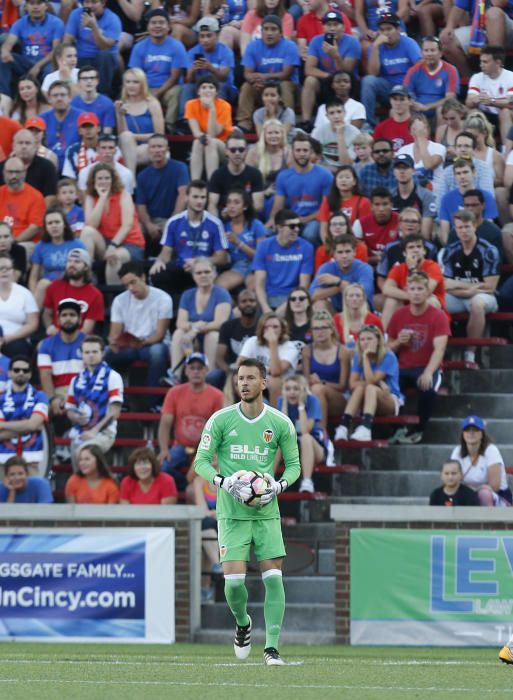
left=263, top=429, right=273, bottom=443
left=201, top=433, right=211, bottom=449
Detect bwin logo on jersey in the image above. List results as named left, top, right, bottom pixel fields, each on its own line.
left=263, top=429, right=274, bottom=443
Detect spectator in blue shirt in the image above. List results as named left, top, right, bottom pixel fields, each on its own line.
left=237, top=14, right=300, bottom=132
left=0, top=456, right=53, bottom=503
left=361, top=13, right=421, bottom=127
left=64, top=0, right=121, bottom=97
left=253, top=208, right=314, bottom=312
left=71, top=65, right=115, bottom=133
left=301, top=10, right=361, bottom=126
left=41, top=81, right=82, bottom=172
left=179, top=17, right=237, bottom=117
left=267, top=132, right=333, bottom=246
left=0, top=0, right=64, bottom=98
left=128, top=9, right=189, bottom=132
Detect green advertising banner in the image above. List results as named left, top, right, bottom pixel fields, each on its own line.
left=350, top=529, right=513, bottom=646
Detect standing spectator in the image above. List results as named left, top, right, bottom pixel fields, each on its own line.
left=208, top=131, right=264, bottom=217
left=429, top=460, right=480, bottom=506
left=106, top=261, right=173, bottom=409
left=40, top=81, right=81, bottom=171
left=373, top=85, right=413, bottom=154
left=64, top=0, right=121, bottom=97
left=65, top=335, right=123, bottom=462
left=0, top=253, right=39, bottom=357
left=0, top=157, right=45, bottom=248
left=43, top=247, right=105, bottom=336
left=0, top=356, right=49, bottom=468
left=358, top=138, right=397, bottom=198
left=0, top=456, right=53, bottom=504
left=71, top=65, right=115, bottom=133
left=352, top=187, right=400, bottom=265
left=157, top=352, right=224, bottom=490
left=254, top=209, right=314, bottom=313
left=65, top=445, right=119, bottom=503
left=267, top=133, right=333, bottom=245
left=77, top=133, right=134, bottom=196
left=120, top=446, right=178, bottom=505
left=388, top=271, right=450, bottom=444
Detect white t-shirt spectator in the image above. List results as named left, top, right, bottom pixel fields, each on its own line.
left=451, top=443, right=508, bottom=492
left=311, top=122, right=359, bottom=169
left=397, top=141, right=446, bottom=193
left=110, top=287, right=173, bottom=343
left=0, top=284, right=38, bottom=336
left=314, top=98, right=366, bottom=130
left=41, top=68, right=79, bottom=95
left=468, top=68, right=513, bottom=115
left=239, top=336, right=299, bottom=373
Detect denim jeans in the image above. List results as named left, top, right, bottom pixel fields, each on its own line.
left=360, top=75, right=392, bottom=128
left=105, top=343, right=169, bottom=407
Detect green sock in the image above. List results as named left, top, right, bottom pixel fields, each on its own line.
left=262, top=569, right=285, bottom=649
left=224, top=574, right=250, bottom=627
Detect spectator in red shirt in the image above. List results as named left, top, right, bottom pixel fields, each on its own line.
left=42, top=247, right=105, bottom=336
left=0, top=116, right=22, bottom=160
left=120, top=446, right=178, bottom=505
left=352, top=187, right=399, bottom=265
left=388, top=271, right=450, bottom=444
left=297, top=0, right=352, bottom=58
left=373, top=85, right=414, bottom=153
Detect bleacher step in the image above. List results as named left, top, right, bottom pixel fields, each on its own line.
left=201, top=602, right=334, bottom=631
left=195, top=628, right=336, bottom=645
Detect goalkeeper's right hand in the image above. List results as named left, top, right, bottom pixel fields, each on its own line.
left=213, top=474, right=252, bottom=504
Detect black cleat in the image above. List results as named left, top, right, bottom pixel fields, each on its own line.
left=234, top=615, right=252, bottom=659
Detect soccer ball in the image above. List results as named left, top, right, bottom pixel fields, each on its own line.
left=238, top=470, right=271, bottom=507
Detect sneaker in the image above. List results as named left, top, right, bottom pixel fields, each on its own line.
left=499, top=646, right=513, bottom=664
left=299, top=478, right=315, bottom=493
left=159, top=370, right=179, bottom=387
left=264, top=647, right=285, bottom=666
left=334, top=425, right=348, bottom=441
left=326, top=439, right=336, bottom=467
left=234, top=615, right=252, bottom=659
left=464, top=350, right=476, bottom=364
left=389, top=426, right=408, bottom=445
left=396, top=429, right=423, bottom=445
left=201, top=588, right=214, bottom=604
left=350, top=425, right=372, bottom=442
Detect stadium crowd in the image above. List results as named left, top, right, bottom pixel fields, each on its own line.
left=1, top=0, right=513, bottom=542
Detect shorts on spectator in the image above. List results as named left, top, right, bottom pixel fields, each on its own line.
left=445, top=292, right=498, bottom=314
left=71, top=431, right=115, bottom=464
left=230, top=259, right=252, bottom=276
left=392, top=393, right=404, bottom=416
left=122, top=244, right=145, bottom=261
left=454, top=21, right=513, bottom=53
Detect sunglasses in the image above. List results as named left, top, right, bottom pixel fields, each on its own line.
left=373, top=149, right=392, bottom=155
left=290, top=295, right=308, bottom=302
left=12, top=367, right=31, bottom=374
left=228, top=147, right=246, bottom=153
left=286, top=223, right=301, bottom=229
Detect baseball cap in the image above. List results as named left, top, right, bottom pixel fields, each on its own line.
left=78, top=112, right=100, bottom=127
left=194, top=16, right=220, bottom=31
left=390, top=85, right=410, bottom=98
left=58, top=298, right=82, bottom=315
left=461, top=415, right=486, bottom=431
left=262, top=14, right=282, bottom=29
left=24, top=116, right=46, bottom=131
left=323, top=10, right=343, bottom=23
left=145, top=8, right=169, bottom=21
left=185, top=352, right=209, bottom=367
left=67, top=247, right=91, bottom=266
left=393, top=153, right=414, bottom=168
left=377, top=12, right=401, bottom=25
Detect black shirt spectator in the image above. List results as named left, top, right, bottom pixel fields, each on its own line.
left=430, top=484, right=480, bottom=506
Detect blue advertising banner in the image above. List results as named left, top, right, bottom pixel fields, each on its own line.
left=0, top=529, right=174, bottom=643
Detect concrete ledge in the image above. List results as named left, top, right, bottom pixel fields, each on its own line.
left=330, top=505, right=513, bottom=522
left=0, top=504, right=204, bottom=521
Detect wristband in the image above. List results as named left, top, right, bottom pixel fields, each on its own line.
left=111, top=242, right=121, bottom=248
left=213, top=474, right=224, bottom=488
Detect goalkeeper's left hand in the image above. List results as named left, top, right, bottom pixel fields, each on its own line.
left=260, top=476, right=288, bottom=506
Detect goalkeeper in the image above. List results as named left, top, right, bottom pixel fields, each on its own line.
left=195, top=358, right=300, bottom=666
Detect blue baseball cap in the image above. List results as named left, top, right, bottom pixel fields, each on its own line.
left=461, top=415, right=485, bottom=431
left=186, top=352, right=209, bottom=368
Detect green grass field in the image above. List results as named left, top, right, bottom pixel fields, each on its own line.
left=0, top=643, right=511, bottom=700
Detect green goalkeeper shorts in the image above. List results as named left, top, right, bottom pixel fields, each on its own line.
left=217, top=517, right=286, bottom=563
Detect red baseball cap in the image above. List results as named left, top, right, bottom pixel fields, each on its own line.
left=24, top=116, right=46, bottom=131
left=77, top=112, right=100, bottom=127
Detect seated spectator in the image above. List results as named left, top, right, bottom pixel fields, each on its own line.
left=166, top=0, right=201, bottom=48
left=391, top=154, right=437, bottom=239
left=240, top=0, right=294, bottom=55
left=302, top=309, right=349, bottom=432
left=463, top=110, right=504, bottom=187
left=24, top=115, right=59, bottom=170
left=10, top=76, right=49, bottom=123
left=61, top=111, right=102, bottom=181
left=149, top=179, right=228, bottom=303
left=397, top=114, right=446, bottom=192
left=43, top=247, right=105, bottom=336
left=354, top=0, right=408, bottom=43
left=238, top=311, right=299, bottom=406
left=157, top=352, right=224, bottom=490
left=435, top=98, right=468, bottom=165
left=437, top=132, right=494, bottom=207
left=167, top=257, right=232, bottom=385
left=56, top=178, right=85, bottom=236
left=442, top=210, right=500, bottom=365
left=120, top=446, right=178, bottom=505
left=451, top=415, right=512, bottom=504
left=277, top=374, right=328, bottom=493
left=185, top=74, right=233, bottom=181
left=310, top=234, right=374, bottom=313
left=0, top=254, right=39, bottom=357
left=477, top=484, right=511, bottom=507
left=135, top=133, right=189, bottom=250
left=361, top=13, right=421, bottom=128
left=41, top=42, right=79, bottom=96
left=106, top=261, right=173, bottom=409
left=316, top=213, right=369, bottom=272
left=284, top=287, right=313, bottom=354
left=0, top=115, right=22, bottom=161
left=429, top=459, right=480, bottom=506
left=334, top=324, right=403, bottom=442
left=334, top=282, right=383, bottom=348
left=65, top=444, right=119, bottom=503
left=373, top=85, right=414, bottom=154
left=254, top=208, right=314, bottom=313
left=37, top=298, right=85, bottom=420
left=0, top=456, right=53, bottom=504
left=0, top=356, right=49, bottom=469
left=352, top=187, right=400, bottom=265
left=81, top=162, right=145, bottom=285
left=71, top=65, right=115, bottom=133
left=319, top=166, right=372, bottom=246
left=210, top=0, right=248, bottom=53
left=301, top=10, right=361, bottom=126
left=115, top=68, right=165, bottom=178
left=237, top=14, right=300, bottom=133
left=267, top=133, right=334, bottom=246
left=252, top=80, right=295, bottom=137
left=77, top=133, right=134, bottom=197
left=0, top=129, right=57, bottom=208
left=0, top=222, right=27, bottom=284
left=208, top=131, right=264, bottom=218
left=65, top=335, right=123, bottom=464
left=216, top=189, right=266, bottom=291
left=311, top=98, right=359, bottom=172
left=297, top=0, right=352, bottom=59
left=388, top=271, right=450, bottom=444
left=0, top=157, right=45, bottom=251
left=40, top=81, right=81, bottom=172
left=128, top=9, right=188, bottom=133
left=64, top=0, right=121, bottom=97
left=458, top=189, right=503, bottom=258
left=313, top=71, right=366, bottom=132
left=381, top=233, right=445, bottom=329
left=358, top=138, right=397, bottom=198
left=29, top=208, right=87, bottom=308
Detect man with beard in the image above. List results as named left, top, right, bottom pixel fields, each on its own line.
left=0, top=356, right=49, bottom=469
left=37, top=299, right=85, bottom=419
left=0, top=130, right=58, bottom=205
left=0, top=157, right=45, bottom=248
left=358, top=138, right=397, bottom=198
left=43, top=248, right=104, bottom=336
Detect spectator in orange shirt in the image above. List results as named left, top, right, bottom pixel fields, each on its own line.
left=185, top=74, right=232, bottom=180
left=381, top=233, right=445, bottom=329
left=65, top=444, right=119, bottom=504
left=0, top=115, right=22, bottom=160
left=0, top=157, right=45, bottom=253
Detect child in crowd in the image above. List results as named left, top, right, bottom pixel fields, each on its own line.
left=56, top=178, right=84, bottom=235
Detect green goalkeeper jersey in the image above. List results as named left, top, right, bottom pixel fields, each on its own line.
left=194, top=402, right=301, bottom=520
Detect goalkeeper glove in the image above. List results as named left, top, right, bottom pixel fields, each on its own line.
left=259, top=476, right=288, bottom=506
left=213, top=474, right=253, bottom=504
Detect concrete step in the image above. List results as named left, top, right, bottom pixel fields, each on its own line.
left=425, top=418, right=513, bottom=444
left=195, top=628, right=336, bottom=645
left=331, top=496, right=428, bottom=505
left=240, top=575, right=334, bottom=603
left=446, top=369, right=513, bottom=394
left=425, top=394, right=513, bottom=417
left=201, top=601, right=335, bottom=632
left=479, top=345, right=513, bottom=368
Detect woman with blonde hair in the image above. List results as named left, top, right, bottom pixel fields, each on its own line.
left=334, top=283, right=383, bottom=348
left=464, top=110, right=504, bottom=185
left=334, top=324, right=403, bottom=442
left=115, top=68, right=165, bottom=177
left=435, top=98, right=468, bottom=163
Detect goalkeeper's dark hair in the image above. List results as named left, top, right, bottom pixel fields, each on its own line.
left=238, top=358, right=267, bottom=378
